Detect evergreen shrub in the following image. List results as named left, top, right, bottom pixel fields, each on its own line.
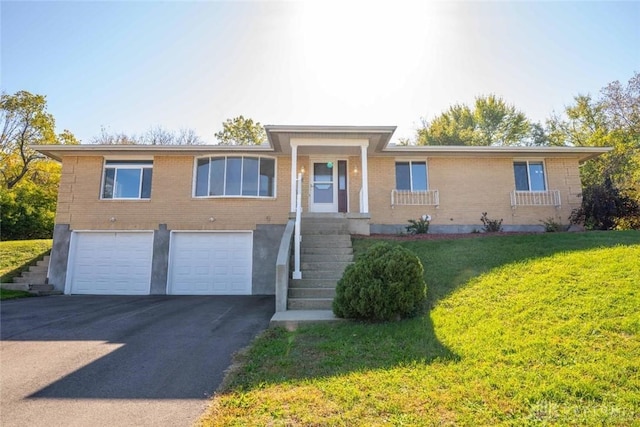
left=333, top=242, right=427, bottom=321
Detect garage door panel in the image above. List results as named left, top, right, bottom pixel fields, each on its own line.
left=168, top=232, right=252, bottom=295
left=68, top=232, right=153, bottom=295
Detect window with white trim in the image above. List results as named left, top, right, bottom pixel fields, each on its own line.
left=395, top=161, right=428, bottom=191
left=513, top=161, right=546, bottom=191
left=102, top=160, right=153, bottom=199
left=195, top=156, right=276, bottom=197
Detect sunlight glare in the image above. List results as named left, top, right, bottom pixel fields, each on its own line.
left=290, top=1, right=443, bottom=121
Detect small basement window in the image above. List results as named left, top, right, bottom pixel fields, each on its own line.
left=102, top=160, right=153, bottom=199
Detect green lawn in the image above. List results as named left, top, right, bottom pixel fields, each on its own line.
left=199, top=231, right=640, bottom=426
left=0, top=288, right=34, bottom=300
left=0, top=239, right=52, bottom=283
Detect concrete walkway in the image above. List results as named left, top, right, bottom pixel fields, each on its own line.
left=270, top=310, right=346, bottom=330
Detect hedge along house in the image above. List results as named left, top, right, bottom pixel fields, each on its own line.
left=33, top=125, right=610, bottom=298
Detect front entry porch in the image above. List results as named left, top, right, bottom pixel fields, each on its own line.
left=265, top=124, right=397, bottom=218
left=290, top=139, right=370, bottom=215
left=264, top=125, right=398, bottom=329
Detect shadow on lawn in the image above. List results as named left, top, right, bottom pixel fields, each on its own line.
left=228, top=313, right=459, bottom=389
left=227, top=231, right=640, bottom=390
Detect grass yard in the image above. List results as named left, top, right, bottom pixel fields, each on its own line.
left=0, top=239, right=52, bottom=283
left=199, top=231, right=640, bottom=426
left=0, top=288, right=34, bottom=300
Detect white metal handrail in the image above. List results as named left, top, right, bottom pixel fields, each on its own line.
left=510, top=190, right=561, bottom=207
left=292, top=173, right=303, bottom=279
left=391, top=189, right=439, bottom=207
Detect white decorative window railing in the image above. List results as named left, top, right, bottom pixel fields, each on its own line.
left=391, top=189, right=439, bottom=207
left=510, top=190, right=561, bottom=207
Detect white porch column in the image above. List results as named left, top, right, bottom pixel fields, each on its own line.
left=290, top=143, right=298, bottom=212
left=360, top=142, right=369, bottom=213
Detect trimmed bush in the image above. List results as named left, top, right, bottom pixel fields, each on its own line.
left=333, top=242, right=427, bottom=321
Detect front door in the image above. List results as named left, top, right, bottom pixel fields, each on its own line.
left=309, top=160, right=348, bottom=213
left=310, top=161, right=338, bottom=212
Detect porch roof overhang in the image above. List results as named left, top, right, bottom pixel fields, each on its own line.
left=382, top=145, right=613, bottom=163
left=265, top=125, right=397, bottom=155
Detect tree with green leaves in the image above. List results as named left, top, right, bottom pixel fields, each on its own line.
left=549, top=72, right=640, bottom=229
left=0, top=90, right=78, bottom=239
left=214, top=115, right=266, bottom=146
left=0, top=91, right=71, bottom=189
left=0, top=160, right=60, bottom=240
left=416, top=95, right=531, bottom=146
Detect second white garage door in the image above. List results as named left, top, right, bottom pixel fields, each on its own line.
left=168, top=232, right=253, bottom=295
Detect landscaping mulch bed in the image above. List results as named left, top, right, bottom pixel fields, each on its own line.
left=356, top=232, right=541, bottom=241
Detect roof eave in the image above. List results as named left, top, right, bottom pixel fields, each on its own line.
left=30, top=143, right=275, bottom=161
left=383, top=145, right=613, bottom=162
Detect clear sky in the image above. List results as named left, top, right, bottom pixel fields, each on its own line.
left=1, top=0, right=639, bottom=144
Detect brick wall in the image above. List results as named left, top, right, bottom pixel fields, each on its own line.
left=57, top=153, right=583, bottom=230
left=59, top=155, right=291, bottom=230
left=367, top=156, right=582, bottom=227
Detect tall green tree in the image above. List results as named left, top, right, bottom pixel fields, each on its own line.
left=0, top=160, right=60, bottom=240
left=215, top=116, right=266, bottom=146
left=548, top=73, right=640, bottom=197
left=416, top=95, right=531, bottom=146
left=549, top=72, right=640, bottom=229
left=528, top=122, right=551, bottom=146
left=1, top=91, right=61, bottom=189
left=0, top=90, right=77, bottom=239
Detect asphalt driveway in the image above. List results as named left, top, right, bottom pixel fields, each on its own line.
left=0, top=295, right=274, bottom=427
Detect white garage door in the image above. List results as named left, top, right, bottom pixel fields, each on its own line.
left=168, top=232, right=253, bottom=295
left=67, top=232, right=153, bottom=295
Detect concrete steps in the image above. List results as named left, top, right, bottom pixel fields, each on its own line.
left=301, top=246, right=353, bottom=255
left=270, top=310, right=345, bottom=330
left=1, top=255, right=60, bottom=295
left=288, top=298, right=334, bottom=310
left=301, top=218, right=349, bottom=235
left=301, top=234, right=352, bottom=248
left=1, top=283, right=61, bottom=296
left=288, top=287, right=336, bottom=299
left=301, top=253, right=353, bottom=262
left=31, top=284, right=62, bottom=296
left=11, top=255, right=50, bottom=284
left=301, top=269, right=345, bottom=280
left=290, top=278, right=338, bottom=288
left=288, top=218, right=353, bottom=311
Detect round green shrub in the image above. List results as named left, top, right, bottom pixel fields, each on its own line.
left=333, top=242, right=427, bottom=321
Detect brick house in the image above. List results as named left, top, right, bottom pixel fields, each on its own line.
left=33, top=125, right=609, bottom=302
